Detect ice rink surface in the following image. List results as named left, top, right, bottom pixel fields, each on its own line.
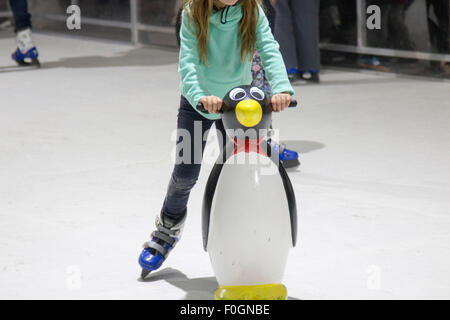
left=1, top=33, right=449, bottom=299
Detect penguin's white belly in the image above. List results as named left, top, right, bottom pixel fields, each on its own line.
left=207, top=152, right=292, bottom=286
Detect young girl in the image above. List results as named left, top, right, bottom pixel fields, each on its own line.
left=139, top=0, right=294, bottom=277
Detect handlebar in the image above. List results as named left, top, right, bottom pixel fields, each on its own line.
left=195, top=99, right=298, bottom=113
left=196, top=102, right=225, bottom=113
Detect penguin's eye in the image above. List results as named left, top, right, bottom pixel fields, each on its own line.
left=250, top=87, right=265, bottom=101
left=229, top=88, right=247, bottom=101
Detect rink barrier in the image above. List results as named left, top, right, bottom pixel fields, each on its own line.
left=320, top=43, right=450, bottom=63
left=0, top=0, right=448, bottom=61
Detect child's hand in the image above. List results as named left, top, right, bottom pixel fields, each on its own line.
left=271, top=93, right=291, bottom=112
left=200, top=96, right=223, bottom=114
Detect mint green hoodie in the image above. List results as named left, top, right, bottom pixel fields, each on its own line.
left=179, top=2, right=294, bottom=120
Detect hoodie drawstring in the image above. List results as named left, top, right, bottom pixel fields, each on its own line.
left=220, top=5, right=230, bottom=24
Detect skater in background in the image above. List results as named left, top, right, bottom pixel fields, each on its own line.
left=426, top=0, right=450, bottom=75
left=367, top=0, right=415, bottom=51
left=361, top=0, right=415, bottom=71
left=274, top=0, right=321, bottom=83
left=251, top=0, right=300, bottom=168
left=8, top=0, right=40, bottom=66
left=319, top=0, right=356, bottom=45
left=251, top=0, right=275, bottom=93
left=263, top=0, right=275, bottom=31
left=139, top=0, right=294, bottom=278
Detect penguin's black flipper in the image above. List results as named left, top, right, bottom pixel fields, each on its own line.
left=201, top=163, right=223, bottom=251
left=264, top=140, right=298, bottom=247
left=278, top=162, right=298, bottom=247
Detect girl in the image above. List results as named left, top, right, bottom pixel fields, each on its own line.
left=139, top=0, right=294, bottom=277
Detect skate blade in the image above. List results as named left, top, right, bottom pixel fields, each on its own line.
left=141, top=269, right=151, bottom=279
left=214, top=283, right=287, bottom=300
left=1, top=59, right=40, bottom=73
left=0, top=64, right=39, bottom=73
left=16, top=59, right=41, bottom=68
left=281, top=158, right=300, bottom=169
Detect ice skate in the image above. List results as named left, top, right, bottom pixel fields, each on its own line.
left=11, top=28, right=40, bottom=67
left=139, top=211, right=186, bottom=279
left=269, top=140, right=300, bottom=168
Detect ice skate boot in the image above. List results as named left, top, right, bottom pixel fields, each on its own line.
left=139, top=211, right=186, bottom=279
left=11, top=28, right=40, bottom=67
left=268, top=139, right=300, bottom=168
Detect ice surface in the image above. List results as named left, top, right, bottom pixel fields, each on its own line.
left=0, top=33, right=449, bottom=299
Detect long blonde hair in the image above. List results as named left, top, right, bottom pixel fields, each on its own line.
left=183, top=0, right=261, bottom=64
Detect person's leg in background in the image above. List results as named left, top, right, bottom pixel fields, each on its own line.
left=251, top=0, right=276, bottom=92
left=9, top=0, right=31, bottom=31
left=431, top=0, right=449, bottom=54
left=174, top=0, right=183, bottom=47
left=274, top=0, right=300, bottom=83
left=379, top=2, right=393, bottom=48
left=387, top=2, right=415, bottom=51
left=426, top=0, right=450, bottom=74
left=9, top=0, right=39, bottom=66
left=359, top=0, right=390, bottom=72
left=262, top=0, right=276, bottom=32
left=290, top=0, right=321, bottom=83
left=175, top=7, right=182, bottom=48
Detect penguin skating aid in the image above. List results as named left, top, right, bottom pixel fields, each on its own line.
left=197, top=85, right=298, bottom=300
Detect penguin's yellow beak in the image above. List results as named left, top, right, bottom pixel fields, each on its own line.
left=235, top=99, right=262, bottom=127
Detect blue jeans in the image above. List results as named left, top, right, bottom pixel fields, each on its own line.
left=162, top=96, right=227, bottom=220
left=9, top=0, right=31, bottom=32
